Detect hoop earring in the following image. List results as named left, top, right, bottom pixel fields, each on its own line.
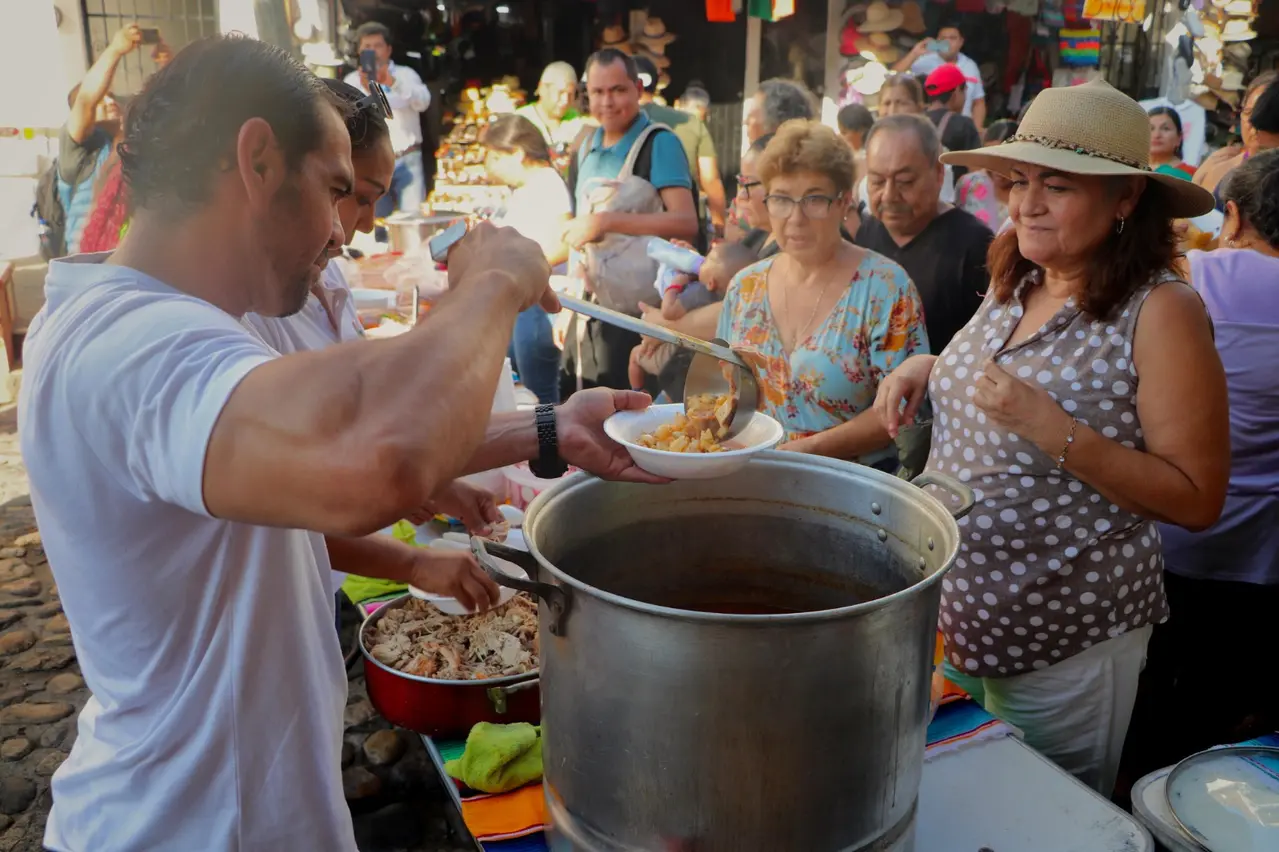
left=1115, top=217, right=1126, bottom=235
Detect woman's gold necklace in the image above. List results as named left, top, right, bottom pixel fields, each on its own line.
left=779, top=272, right=836, bottom=351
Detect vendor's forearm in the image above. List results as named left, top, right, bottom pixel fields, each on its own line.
left=204, top=273, right=523, bottom=537
left=325, top=534, right=417, bottom=583
left=600, top=210, right=699, bottom=241
left=460, top=410, right=540, bottom=476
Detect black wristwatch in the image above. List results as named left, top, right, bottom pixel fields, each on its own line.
left=528, top=404, right=569, bottom=479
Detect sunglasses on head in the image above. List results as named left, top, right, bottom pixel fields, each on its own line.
left=354, top=81, right=393, bottom=120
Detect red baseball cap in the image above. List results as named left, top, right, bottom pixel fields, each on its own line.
left=925, top=63, right=966, bottom=97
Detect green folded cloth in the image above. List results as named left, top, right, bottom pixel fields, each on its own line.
left=445, top=722, right=543, bottom=794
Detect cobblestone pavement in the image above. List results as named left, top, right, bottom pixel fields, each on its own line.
left=0, top=403, right=472, bottom=852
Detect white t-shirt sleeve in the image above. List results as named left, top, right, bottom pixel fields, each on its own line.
left=70, top=296, right=276, bottom=516
left=963, top=56, right=986, bottom=100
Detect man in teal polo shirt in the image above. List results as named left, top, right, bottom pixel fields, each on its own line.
left=561, top=48, right=698, bottom=396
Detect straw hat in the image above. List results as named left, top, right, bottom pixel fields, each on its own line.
left=856, top=33, right=901, bottom=63
left=900, top=1, right=927, bottom=34
left=638, top=17, right=676, bottom=51
left=941, top=80, right=1214, bottom=218
left=859, top=1, right=905, bottom=33
left=601, top=25, right=630, bottom=50
left=1221, top=19, right=1257, bottom=41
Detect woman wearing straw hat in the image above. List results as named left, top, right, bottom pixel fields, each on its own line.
left=874, top=80, right=1230, bottom=795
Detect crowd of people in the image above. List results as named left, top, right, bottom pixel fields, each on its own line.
left=20, top=14, right=1279, bottom=850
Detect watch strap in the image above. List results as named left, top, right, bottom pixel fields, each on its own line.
left=529, top=404, right=568, bottom=479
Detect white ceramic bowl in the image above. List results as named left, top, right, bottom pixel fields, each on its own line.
left=603, top=403, right=785, bottom=480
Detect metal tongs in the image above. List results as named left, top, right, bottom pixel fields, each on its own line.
left=429, top=221, right=760, bottom=439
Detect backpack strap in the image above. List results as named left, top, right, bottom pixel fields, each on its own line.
left=566, top=123, right=599, bottom=215
left=620, top=122, right=669, bottom=180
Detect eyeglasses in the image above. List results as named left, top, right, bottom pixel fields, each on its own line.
left=763, top=193, right=842, bottom=220
left=354, top=81, right=393, bottom=120
left=736, top=175, right=762, bottom=194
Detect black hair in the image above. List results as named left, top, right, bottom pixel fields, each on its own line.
left=927, top=82, right=964, bottom=106
left=1148, top=106, right=1185, bottom=158
left=755, top=79, right=817, bottom=134
left=837, top=104, right=874, bottom=135
left=680, top=86, right=710, bottom=112
left=354, top=21, right=392, bottom=46
left=1251, top=78, right=1279, bottom=135
left=1223, top=148, right=1279, bottom=248
left=119, top=34, right=348, bottom=212
left=748, top=132, right=775, bottom=156
left=633, top=55, right=659, bottom=94
left=983, top=119, right=1017, bottom=145
left=585, top=48, right=640, bottom=84
left=481, top=114, right=552, bottom=164
left=321, top=78, right=390, bottom=153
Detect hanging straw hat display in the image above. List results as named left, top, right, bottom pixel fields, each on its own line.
left=859, top=1, right=905, bottom=33
left=600, top=24, right=632, bottom=54
left=900, top=1, right=927, bottom=35
left=941, top=80, right=1215, bottom=218
left=1220, top=19, right=1258, bottom=41
left=866, top=32, right=902, bottom=63
left=638, top=17, right=676, bottom=52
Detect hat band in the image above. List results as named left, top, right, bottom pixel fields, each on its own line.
left=1004, top=132, right=1145, bottom=170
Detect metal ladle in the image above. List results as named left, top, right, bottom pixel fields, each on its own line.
left=556, top=294, right=759, bottom=440
left=428, top=222, right=760, bottom=440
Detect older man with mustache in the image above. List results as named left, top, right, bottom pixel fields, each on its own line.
left=854, top=114, right=993, bottom=351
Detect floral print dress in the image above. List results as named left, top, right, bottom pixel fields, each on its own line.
left=716, top=252, right=930, bottom=465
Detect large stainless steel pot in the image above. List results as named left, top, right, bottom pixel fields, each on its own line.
left=496, top=453, right=972, bottom=852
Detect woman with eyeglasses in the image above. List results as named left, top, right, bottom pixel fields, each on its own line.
left=715, top=120, right=929, bottom=467
left=735, top=134, right=777, bottom=259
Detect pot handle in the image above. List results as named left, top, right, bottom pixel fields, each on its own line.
left=471, top=537, right=572, bottom=637
left=910, top=472, right=976, bottom=521
left=486, top=677, right=539, bottom=714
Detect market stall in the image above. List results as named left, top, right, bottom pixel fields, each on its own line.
left=428, top=82, right=523, bottom=218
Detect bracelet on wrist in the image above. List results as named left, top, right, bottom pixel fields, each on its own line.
left=1055, top=418, right=1080, bottom=469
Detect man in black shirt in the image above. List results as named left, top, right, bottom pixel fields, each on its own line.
left=855, top=114, right=992, bottom=352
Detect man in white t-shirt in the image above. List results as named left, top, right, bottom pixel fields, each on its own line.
left=22, top=35, right=659, bottom=852
left=894, top=23, right=987, bottom=128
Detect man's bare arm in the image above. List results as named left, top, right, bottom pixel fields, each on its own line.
left=204, top=228, right=548, bottom=538
left=68, top=25, right=139, bottom=143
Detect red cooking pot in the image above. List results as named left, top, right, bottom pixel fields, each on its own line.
left=359, top=595, right=541, bottom=737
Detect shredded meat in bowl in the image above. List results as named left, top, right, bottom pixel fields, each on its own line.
left=366, top=595, right=539, bottom=680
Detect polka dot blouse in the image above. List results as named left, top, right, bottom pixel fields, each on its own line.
left=926, top=278, right=1170, bottom=678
